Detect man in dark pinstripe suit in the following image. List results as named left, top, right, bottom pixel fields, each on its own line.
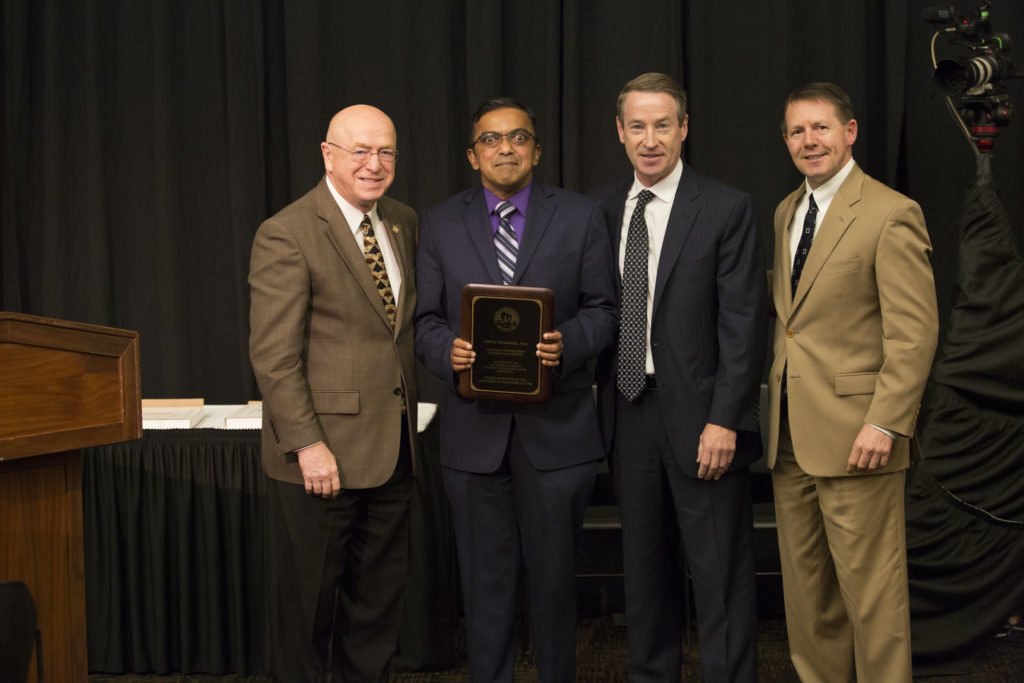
left=590, top=72, right=768, bottom=683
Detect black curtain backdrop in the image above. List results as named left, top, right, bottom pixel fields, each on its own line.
left=4, top=0, right=1022, bottom=401
left=909, top=170, right=1024, bottom=675
left=5, top=0, right=1024, bottom=675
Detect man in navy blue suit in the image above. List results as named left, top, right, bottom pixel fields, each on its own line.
left=590, top=73, right=768, bottom=682
left=415, top=97, right=616, bottom=682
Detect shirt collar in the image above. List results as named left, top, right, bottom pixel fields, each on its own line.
left=803, top=157, right=855, bottom=205
left=628, top=159, right=683, bottom=205
left=325, top=175, right=377, bottom=235
left=484, top=183, right=532, bottom=216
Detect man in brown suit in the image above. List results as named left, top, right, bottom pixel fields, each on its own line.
left=249, top=105, right=418, bottom=682
left=767, top=83, right=939, bottom=682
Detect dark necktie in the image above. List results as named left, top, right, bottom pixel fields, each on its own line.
left=791, top=193, right=818, bottom=299
left=617, top=189, right=655, bottom=401
left=494, top=200, right=518, bottom=285
left=360, top=214, right=396, bottom=326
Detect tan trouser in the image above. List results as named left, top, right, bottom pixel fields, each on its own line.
left=772, top=417, right=912, bottom=683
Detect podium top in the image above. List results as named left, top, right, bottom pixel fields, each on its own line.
left=1, top=310, right=138, bottom=342
left=0, top=312, right=142, bottom=460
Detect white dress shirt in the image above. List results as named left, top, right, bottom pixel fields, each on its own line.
left=326, top=177, right=403, bottom=302
left=619, top=161, right=683, bottom=374
left=787, top=157, right=854, bottom=266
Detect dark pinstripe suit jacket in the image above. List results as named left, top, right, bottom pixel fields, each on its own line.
left=590, top=166, right=768, bottom=477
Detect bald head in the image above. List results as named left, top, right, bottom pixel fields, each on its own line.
left=326, top=105, right=395, bottom=145
left=321, top=105, right=398, bottom=213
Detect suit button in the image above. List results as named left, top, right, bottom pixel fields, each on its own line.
left=393, top=387, right=403, bottom=396
left=786, top=329, right=795, bottom=338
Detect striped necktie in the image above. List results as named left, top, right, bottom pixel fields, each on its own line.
left=494, top=200, right=518, bottom=285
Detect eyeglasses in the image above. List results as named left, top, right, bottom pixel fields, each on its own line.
left=472, top=129, right=536, bottom=148
left=326, top=141, right=398, bottom=165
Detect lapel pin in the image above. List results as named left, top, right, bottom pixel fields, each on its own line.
left=392, top=224, right=400, bottom=234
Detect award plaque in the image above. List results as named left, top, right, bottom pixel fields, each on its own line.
left=459, top=284, right=555, bottom=402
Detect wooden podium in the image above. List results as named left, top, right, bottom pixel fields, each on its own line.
left=0, top=312, right=142, bottom=683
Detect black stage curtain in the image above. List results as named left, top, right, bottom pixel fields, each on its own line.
left=908, top=171, right=1024, bottom=675
left=906, top=464, right=1024, bottom=676
left=6, top=0, right=1024, bottom=676
left=4, top=0, right=1022, bottom=400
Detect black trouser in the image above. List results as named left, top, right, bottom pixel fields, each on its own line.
left=265, top=427, right=412, bottom=683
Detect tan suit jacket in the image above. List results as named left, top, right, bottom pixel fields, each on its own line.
left=249, top=177, right=418, bottom=488
left=766, top=163, right=938, bottom=476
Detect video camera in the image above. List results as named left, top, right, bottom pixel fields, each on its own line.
left=925, top=2, right=1019, bottom=152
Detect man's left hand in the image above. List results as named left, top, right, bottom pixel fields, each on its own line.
left=847, top=424, right=894, bottom=473
left=537, top=330, right=563, bottom=367
left=697, top=423, right=736, bottom=480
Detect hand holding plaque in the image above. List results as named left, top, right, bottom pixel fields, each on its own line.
left=459, top=284, right=554, bottom=402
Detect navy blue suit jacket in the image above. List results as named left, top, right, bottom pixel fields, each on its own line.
left=590, top=167, right=768, bottom=477
left=415, top=181, right=617, bottom=473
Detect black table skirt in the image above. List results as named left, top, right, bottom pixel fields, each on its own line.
left=81, top=397, right=1024, bottom=677
left=83, top=421, right=456, bottom=675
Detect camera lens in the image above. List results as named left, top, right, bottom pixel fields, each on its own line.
left=934, top=53, right=1000, bottom=94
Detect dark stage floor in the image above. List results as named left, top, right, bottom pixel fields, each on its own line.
left=89, top=614, right=1024, bottom=683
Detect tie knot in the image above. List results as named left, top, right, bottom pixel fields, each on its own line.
left=360, top=214, right=372, bottom=234
left=497, top=201, right=515, bottom=221
left=807, top=194, right=818, bottom=213
left=636, top=189, right=655, bottom=210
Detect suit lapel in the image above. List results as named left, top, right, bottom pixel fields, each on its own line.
left=514, top=182, right=555, bottom=285
left=462, top=188, right=504, bottom=284
left=774, top=186, right=802, bottom=323
left=652, top=170, right=700, bottom=318
left=378, top=198, right=412, bottom=276
left=317, top=180, right=393, bottom=329
left=608, top=179, right=631, bottom=291
left=791, top=166, right=862, bottom=310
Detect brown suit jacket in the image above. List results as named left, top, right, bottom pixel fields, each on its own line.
left=766, top=163, right=938, bottom=477
left=249, top=177, right=419, bottom=488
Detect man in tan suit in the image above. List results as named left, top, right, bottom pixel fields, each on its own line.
left=767, top=83, right=939, bottom=683
left=249, top=105, right=418, bottom=682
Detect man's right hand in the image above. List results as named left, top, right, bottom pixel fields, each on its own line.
left=450, top=337, right=475, bottom=372
left=297, top=442, right=341, bottom=499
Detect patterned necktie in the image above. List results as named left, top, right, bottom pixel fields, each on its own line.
left=791, top=193, right=818, bottom=299
left=617, top=189, right=655, bottom=401
left=494, top=200, right=518, bottom=285
left=360, top=214, right=396, bottom=326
